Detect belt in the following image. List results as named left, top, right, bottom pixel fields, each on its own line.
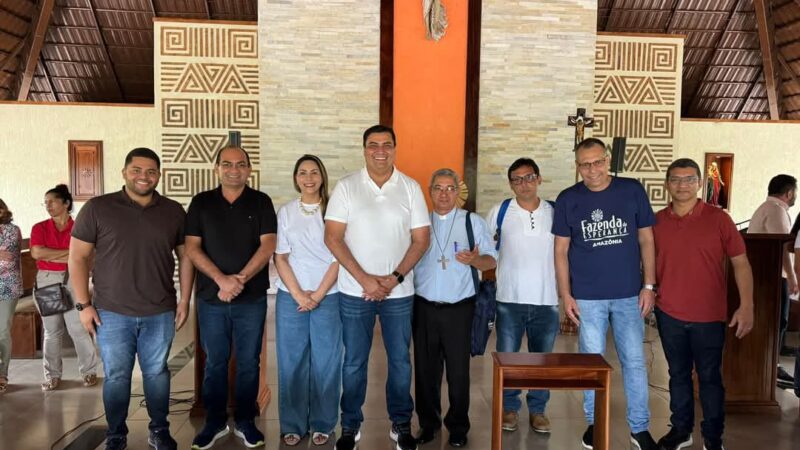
left=416, top=295, right=476, bottom=308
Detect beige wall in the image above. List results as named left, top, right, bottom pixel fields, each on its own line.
left=259, top=0, right=380, bottom=208
left=477, top=0, right=598, bottom=215
left=0, top=103, right=156, bottom=236
left=677, top=119, right=800, bottom=223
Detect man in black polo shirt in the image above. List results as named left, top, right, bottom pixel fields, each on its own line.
left=185, top=145, right=277, bottom=449
left=70, top=147, right=194, bottom=450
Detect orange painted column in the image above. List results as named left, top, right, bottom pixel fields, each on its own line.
left=393, top=0, right=468, bottom=205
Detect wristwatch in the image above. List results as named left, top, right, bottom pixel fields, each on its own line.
left=392, top=270, right=405, bottom=284
left=643, top=284, right=657, bottom=292
left=75, top=302, right=92, bottom=311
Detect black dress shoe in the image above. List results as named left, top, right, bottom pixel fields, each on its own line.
left=777, top=366, right=795, bottom=383
left=416, top=428, right=438, bottom=444
left=448, top=433, right=467, bottom=447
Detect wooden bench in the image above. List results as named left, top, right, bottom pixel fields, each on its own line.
left=491, top=352, right=612, bottom=450
left=11, top=242, right=42, bottom=358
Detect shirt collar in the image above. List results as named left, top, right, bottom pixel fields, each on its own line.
left=766, top=196, right=790, bottom=211
left=666, top=199, right=705, bottom=221
left=361, top=166, right=399, bottom=188
left=119, top=187, right=162, bottom=209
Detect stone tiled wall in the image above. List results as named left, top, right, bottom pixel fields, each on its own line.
left=258, top=0, right=380, bottom=208
left=477, top=0, right=598, bottom=215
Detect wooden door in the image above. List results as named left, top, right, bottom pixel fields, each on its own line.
left=69, top=141, right=104, bottom=201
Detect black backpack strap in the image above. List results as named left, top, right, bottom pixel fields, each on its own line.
left=465, top=211, right=480, bottom=294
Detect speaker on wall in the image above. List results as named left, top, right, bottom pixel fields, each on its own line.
left=610, top=137, right=626, bottom=173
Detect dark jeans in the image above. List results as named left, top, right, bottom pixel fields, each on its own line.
left=780, top=278, right=789, bottom=351
left=197, top=299, right=267, bottom=426
left=412, top=295, right=475, bottom=435
left=655, top=309, right=725, bottom=442
left=339, top=293, right=414, bottom=430
left=95, top=309, right=175, bottom=439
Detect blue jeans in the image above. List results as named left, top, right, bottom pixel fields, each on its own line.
left=276, top=290, right=343, bottom=435
left=339, top=293, right=414, bottom=430
left=95, top=309, right=175, bottom=439
left=197, top=299, right=267, bottom=426
left=655, top=309, right=725, bottom=442
left=495, top=302, right=560, bottom=413
left=577, top=296, right=650, bottom=433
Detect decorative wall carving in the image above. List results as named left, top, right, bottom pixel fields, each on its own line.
left=594, top=35, right=683, bottom=208
left=156, top=21, right=260, bottom=206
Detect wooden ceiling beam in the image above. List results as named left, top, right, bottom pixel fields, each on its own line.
left=87, top=0, right=125, bottom=102
left=17, top=0, right=56, bottom=101
left=663, top=0, right=682, bottom=34
left=603, top=0, right=617, bottom=31
left=0, top=4, right=31, bottom=23
left=754, top=0, right=783, bottom=119
left=39, top=59, right=59, bottom=101
left=684, top=0, right=740, bottom=117
left=0, top=38, right=25, bottom=77
left=148, top=0, right=157, bottom=16
left=736, top=68, right=762, bottom=119
left=778, top=53, right=800, bottom=89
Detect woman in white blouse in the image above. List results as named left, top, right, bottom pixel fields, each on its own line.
left=274, top=155, right=342, bottom=446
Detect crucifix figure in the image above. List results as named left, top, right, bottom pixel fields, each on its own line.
left=567, top=108, right=594, bottom=151
left=437, top=254, right=449, bottom=270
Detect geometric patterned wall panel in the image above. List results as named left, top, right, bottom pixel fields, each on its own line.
left=594, top=34, right=684, bottom=209
left=155, top=19, right=260, bottom=207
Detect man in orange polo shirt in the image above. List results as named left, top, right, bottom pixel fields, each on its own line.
left=653, top=158, right=753, bottom=450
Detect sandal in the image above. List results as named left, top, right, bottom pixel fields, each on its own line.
left=282, top=433, right=302, bottom=446
left=0, top=377, right=7, bottom=394
left=83, top=373, right=98, bottom=387
left=41, top=377, right=60, bottom=391
left=312, top=432, right=331, bottom=446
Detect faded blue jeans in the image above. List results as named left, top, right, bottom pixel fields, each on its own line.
left=276, top=289, right=342, bottom=436
left=495, top=302, right=560, bottom=413
left=577, top=296, right=650, bottom=433
left=95, top=309, right=175, bottom=439
left=339, top=293, right=414, bottom=431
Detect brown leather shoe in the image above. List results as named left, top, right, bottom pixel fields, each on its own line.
left=530, top=413, right=551, bottom=433
left=502, top=410, right=519, bottom=431
left=83, top=373, right=98, bottom=387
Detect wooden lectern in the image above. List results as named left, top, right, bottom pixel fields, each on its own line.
left=721, top=233, right=790, bottom=413
left=190, top=309, right=271, bottom=416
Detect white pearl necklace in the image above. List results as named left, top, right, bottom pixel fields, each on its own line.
left=299, top=198, right=321, bottom=216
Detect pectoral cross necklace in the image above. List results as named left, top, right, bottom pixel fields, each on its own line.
left=431, top=212, right=457, bottom=270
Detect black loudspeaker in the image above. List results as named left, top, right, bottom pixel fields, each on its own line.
left=228, top=130, right=242, bottom=147
left=610, top=137, right=626, bottom=173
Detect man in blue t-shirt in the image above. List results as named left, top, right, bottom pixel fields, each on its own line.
left=552, top=138, right=658, bottom=450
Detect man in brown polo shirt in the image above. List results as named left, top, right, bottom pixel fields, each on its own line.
left=69, top=147, right=194, bottom=450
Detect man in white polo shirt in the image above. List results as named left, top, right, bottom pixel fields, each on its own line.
left=486, top=157, right=560, bottom=435
left=324, top=125, right=430, bottom=450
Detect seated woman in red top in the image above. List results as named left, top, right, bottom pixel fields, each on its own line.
left=30, top=184, right=99, bottom=391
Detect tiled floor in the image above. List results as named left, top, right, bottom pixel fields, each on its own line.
left=2, top=295, right=798, bottom=450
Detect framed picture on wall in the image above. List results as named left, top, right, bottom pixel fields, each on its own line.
left=703, top=153, right=733, bottom=210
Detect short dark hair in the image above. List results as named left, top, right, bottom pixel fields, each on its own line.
left=0, top=198, right=12, bottom=225
left=507, top=157, right=540, bottom=180
left=575, top=137, right=607, bottom=154
left=768, top=174, right=797, bottom=197
left=45, top=184, right=74, bottom=213
left=124, top=147, right=160, bottom=169
left=363, top=124, right=396, bottom=147
left=666, top=158, right=701, bottom=180
left=215, top=145, right=252, bottom=167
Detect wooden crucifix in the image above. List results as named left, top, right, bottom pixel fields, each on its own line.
left=567, top=108, right=594, bottom=151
